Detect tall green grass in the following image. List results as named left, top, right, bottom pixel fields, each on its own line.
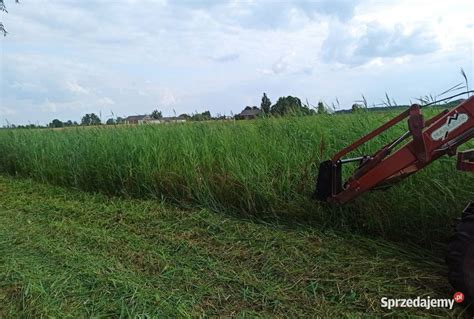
left=0, top=111, right=472, bottom=245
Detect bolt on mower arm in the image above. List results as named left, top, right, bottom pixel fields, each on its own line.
left=315, top=96, right=474, bottom=205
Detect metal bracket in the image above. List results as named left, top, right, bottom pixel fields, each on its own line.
left=457, top=150, right=474, bottom=172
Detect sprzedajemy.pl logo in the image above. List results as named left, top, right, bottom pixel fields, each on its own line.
left=380, top=292, right=464, bottom=310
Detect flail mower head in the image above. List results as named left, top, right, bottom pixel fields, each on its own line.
left=314, top=160, right=341, bottom=202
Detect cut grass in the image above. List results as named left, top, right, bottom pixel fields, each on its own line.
left=0, top=175, right=467, bottom=317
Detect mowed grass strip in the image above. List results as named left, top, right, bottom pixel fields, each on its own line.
left=0, top=176, right=465, bottom=317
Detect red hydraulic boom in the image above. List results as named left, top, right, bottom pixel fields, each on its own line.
left=315, top=95, right=474, bottom=204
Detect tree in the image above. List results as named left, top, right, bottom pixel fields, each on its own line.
left=317, top=101, right=327, bottom=114
left=106, top=118, right=116, bottom=125
left=270, top=96, right=313, bottom=116
left=352, top=103, right=364, bottom=113
left=1, top=0, right=19, bottom=36
left=115, top=117, right=124, bottom=124
left=260, top=93, right=271, bottom=114
left=202, top=110, right=211, bottom=118
left=178, top=113, right=191, bottom=119
left=151, top=109, right=163, bottom=119
left=244, top=106, right=258, bottom=111
left=191, top=110, right=212, bottom=121
left=49, top=119, right=64, bottom=128
left=81, top=113, right=101, bottom=126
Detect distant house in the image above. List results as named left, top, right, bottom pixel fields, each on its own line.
left=147, top=116, right=187, bottom=124
left=125, top=115, right=151, bottom=125
left=236, top=106, right=261, bottom=120
left=124, top=114, right=187, bottom=125
left=216, top=115, right=233, bottom=121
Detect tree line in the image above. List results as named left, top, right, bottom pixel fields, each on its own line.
left=5, top=93, right=335, bottom=129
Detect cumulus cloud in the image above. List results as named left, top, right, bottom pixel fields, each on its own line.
left=322, top=22, right=440, bottom=66
left=295, top=0, right=361, bottom=21
left=354, top=23, right=439, bottom=59
left=260, top=52, right=314, bottom=76
left=222, top=0, right=360, bottom=30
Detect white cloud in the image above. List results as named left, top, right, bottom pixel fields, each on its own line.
left=40, top=100, right=57, bottom=113
left=0, top=107, right=16, bottom=116
left=322, top=21, right=441, bottom=66
left=259, top=51, right=314, bottom=76
left=98, top=97, right=115, bottom=106
left=65, top=81, right=90, bottom=95
left=158, top=88, right=178, bottom=106
left=11, top=81, right=45, bottom=92
left=208, top=53, right=240, bottom=63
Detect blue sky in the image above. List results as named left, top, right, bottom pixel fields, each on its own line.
left=0, top=0, right=473, bottom=125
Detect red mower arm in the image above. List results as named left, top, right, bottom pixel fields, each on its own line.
left=315, top=96, right=474, bottom=205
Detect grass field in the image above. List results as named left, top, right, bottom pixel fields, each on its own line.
left=0, top=176, right=467, bottom=317
left=0, top=112, right=472, bottom=246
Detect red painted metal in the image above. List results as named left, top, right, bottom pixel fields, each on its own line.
left=457, top=150, right=474, bottom=172
left=325, top=96, right=474, bottom=204
left=331, top=108, right=411, bottom=162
